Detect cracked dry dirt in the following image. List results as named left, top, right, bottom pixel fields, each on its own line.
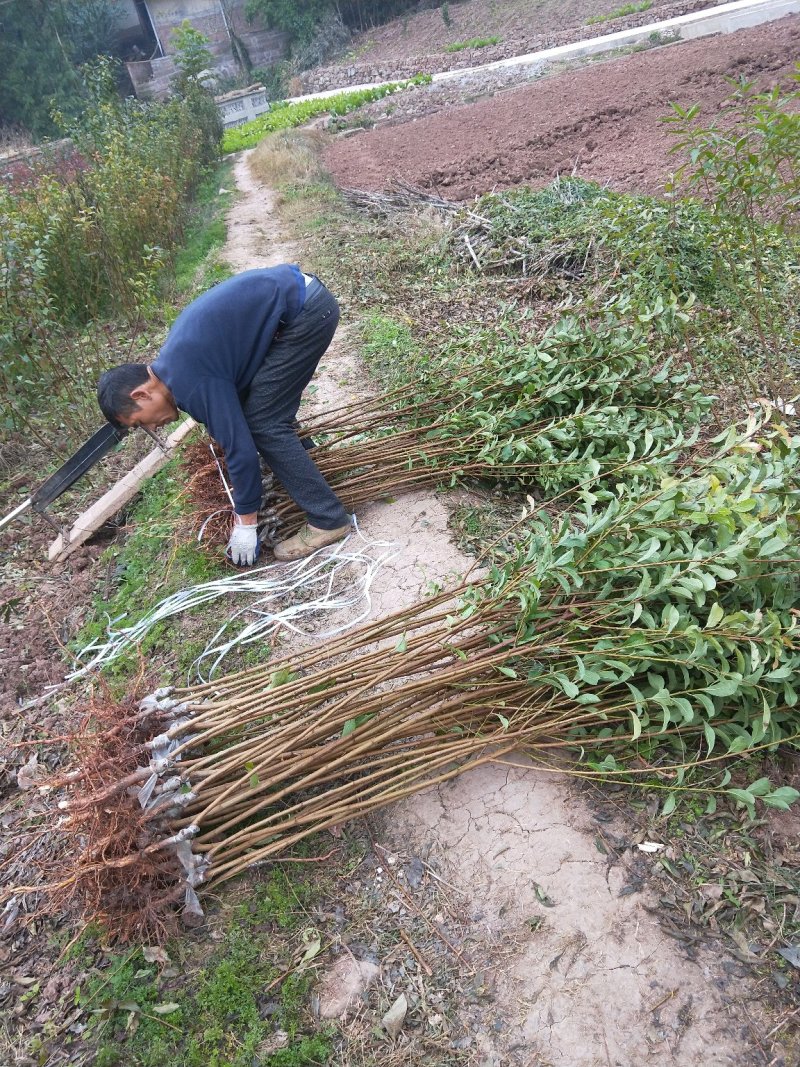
left=227, top=150, right=764, bottom=1065
left=389, top=763, right=760, bottom=1066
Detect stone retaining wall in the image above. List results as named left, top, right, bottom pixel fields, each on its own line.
left=298, top=0, right=718, bottom=92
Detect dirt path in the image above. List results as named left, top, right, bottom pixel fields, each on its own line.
left=387, top=761, right=761, bottom=1065
left=224, top=149, right=771, bottom=1065
left=323, top=14, right=800, bottom=201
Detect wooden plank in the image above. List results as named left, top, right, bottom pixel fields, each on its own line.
left=48, top=419, right=197, bottom=563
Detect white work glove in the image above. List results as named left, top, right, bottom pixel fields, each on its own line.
left=226, top=522, right=259, bottom=566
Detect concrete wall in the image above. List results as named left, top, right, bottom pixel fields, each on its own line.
left=127, top=56, right=178, bottom=99
left=127, top=0, right=289, bottom=99
left=216, top=85, right=271, bottom=128
left=147, top=0, right=231, bottom=54
left=145, top=0, right=286, bottom=59
left=118, top=0, right=144, bottom=32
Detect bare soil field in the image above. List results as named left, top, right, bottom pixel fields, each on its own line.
left=323, top=15, right=800, bottom=200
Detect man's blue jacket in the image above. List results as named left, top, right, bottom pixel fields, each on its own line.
left=152, top=265, right=305, bottom=514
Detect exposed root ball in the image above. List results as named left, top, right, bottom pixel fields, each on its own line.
left=181, top=439, right=235, bottom=547
left=44, top=694, right=187, bottom=942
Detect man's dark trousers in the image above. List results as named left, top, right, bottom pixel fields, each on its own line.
left=242, top=277, right=350, bottom=531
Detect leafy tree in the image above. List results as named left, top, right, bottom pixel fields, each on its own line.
left=0, top=1, right=80, bottom=137
left=63, top=0, right=124, bottom=66
left=171, top=20, right=215, bottom=84
left=246, top=0, right=331, bottom=50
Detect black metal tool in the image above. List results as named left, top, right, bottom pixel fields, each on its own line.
left=0, top=424, right=129, bottom=533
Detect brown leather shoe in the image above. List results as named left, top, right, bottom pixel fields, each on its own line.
left=273, top=521, right=352, bottom=561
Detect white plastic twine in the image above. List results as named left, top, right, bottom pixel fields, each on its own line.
left=197, top=442, right=235, bottom=541
left=69, top=518, right=396, bottom=683
left=209, top=442, right=235, bottom=508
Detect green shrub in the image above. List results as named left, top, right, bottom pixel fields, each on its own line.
left=0, top=58, right=221, bottom=435
left=444, top=36, right=500, bottom=53
left=665, top=72, right=800, bottom=397
left=452, top=178, right=728, bottom=303
left=171, top=20, right=214, bottom=85
left=250, top=61, right=290, bottom=101
left=246, top=0, right=330, bottom=53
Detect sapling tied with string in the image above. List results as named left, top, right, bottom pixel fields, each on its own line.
left=9, top=416, right=799, bottom=940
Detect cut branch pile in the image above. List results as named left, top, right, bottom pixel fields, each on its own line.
left=342, top=178, right=460, bottom=218
left=449, top=177, right=605, bottom=278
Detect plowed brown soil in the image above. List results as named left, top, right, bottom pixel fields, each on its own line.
left=336, top=0, right=714, bottom=66
left=323, top=15, right=800, bottom=200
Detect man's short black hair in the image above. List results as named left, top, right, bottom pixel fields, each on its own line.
left=97, top=364, right=150, bottom=427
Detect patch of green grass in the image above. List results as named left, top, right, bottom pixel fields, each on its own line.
left=56, top=921, right=105, bottom=962
left=586, top=0, right=652, bottom=24
left=77, top=948, right=170, bottom=1061
left=444, top=36, right=500, bottom=53
left=357, top=313, right=418, bottom=384
left=342, top=36, right=376, bottom=62
left=75, top=456, right=221, bottom=680
left=172, top=161, right=235, bottom=295
left=234, top=866, right=315, bottom=930
left=279, top=180, right=339, bottom=206
left=80, top=870, right=333, bottom=1067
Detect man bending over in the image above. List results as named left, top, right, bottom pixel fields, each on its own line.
left=97, top=266, right=351, bottom=565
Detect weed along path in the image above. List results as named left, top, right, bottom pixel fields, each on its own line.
left=224, top=151, right=772, bottom=1063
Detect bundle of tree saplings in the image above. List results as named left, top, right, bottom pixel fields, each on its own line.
left=447, top=176, right=799, bottom=400
left=26, top=589, right=577, bottom=941
left=481, top=415, right=800, bottom=802
left=183, top=380, right=468, bottom=544
left=186, top=307, right=710, bottom=545
left=13, top=416, right=798, bottom=940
